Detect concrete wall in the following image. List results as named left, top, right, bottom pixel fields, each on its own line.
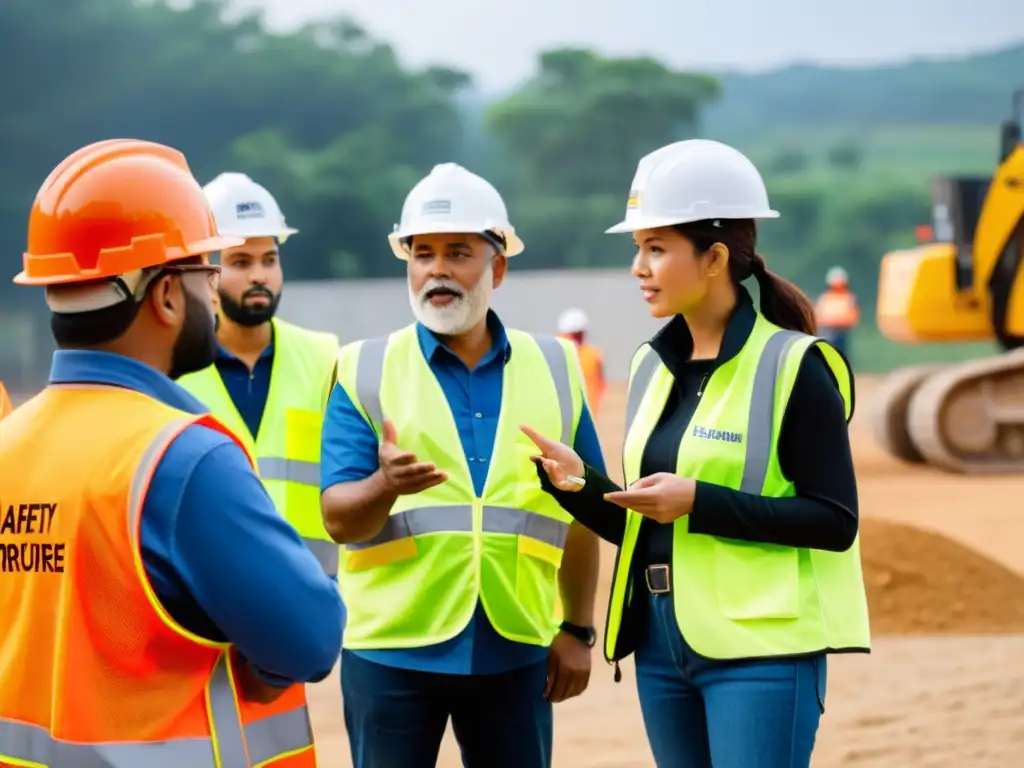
left=278, top=267, right=665, bottom=381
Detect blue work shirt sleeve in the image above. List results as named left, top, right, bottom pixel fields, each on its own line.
left=146, top=423, right=343, bottom=683
left=321, top=382, right=380, bottom=490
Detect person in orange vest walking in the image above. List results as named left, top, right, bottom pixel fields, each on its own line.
left=0, top=380, right=12, bottom=419
left=0, top=139, right=343, bottom=767
left=557, top=308, right=607, bottom=416
left=814, top=266, right=860, bottom=360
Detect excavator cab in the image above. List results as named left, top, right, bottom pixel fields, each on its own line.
left=872, top=89, right=1024, bottom=474
left=877, top=90, right=1024, bottom=347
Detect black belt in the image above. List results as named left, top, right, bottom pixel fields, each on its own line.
left=643, top=564, right=671, bottom=594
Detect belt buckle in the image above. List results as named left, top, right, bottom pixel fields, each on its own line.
left=645, top=564, right=671, bottom=594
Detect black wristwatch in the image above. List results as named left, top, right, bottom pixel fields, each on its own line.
left=560, top=621, right=596, bottom=648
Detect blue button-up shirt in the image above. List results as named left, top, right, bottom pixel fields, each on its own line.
left=213, top=341, right=275, bottom=439
left=321, top=312, right=607, bottom=675
left=47, top=350, right=343, bottom=683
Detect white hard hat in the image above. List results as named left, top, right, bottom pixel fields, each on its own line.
left=557, top=308, right=589, bottom=334
left=388, top=163, right=524, bottom=260
left=606, top=139, right=779, bottom=234
left=826, top=266, right=849, bottom=286
left=203, top=172, right=298, bottom=241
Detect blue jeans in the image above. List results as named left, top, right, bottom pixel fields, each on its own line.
left=634, top=591, right=827, bottom=768
left=341, top=649, right=552, bottom=768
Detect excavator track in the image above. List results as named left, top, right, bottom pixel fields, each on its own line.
left=904, top=348, right=1024, bottom=473
left=870, top=364, right=943, bottom=465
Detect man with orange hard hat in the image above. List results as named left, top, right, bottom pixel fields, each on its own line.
left=0, top=139, right=342, bottom=767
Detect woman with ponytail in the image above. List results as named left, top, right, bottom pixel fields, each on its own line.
left=522, top=140, right=869, bottom=768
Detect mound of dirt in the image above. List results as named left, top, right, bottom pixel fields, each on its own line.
left=860, top=518, right=1024, bottom=634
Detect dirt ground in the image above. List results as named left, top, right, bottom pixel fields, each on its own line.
left=308, top=377, right=1024, bottom=767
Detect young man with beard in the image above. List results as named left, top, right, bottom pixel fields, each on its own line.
left=177, top=172, right=342, bottom=578
left=320, top=163, right=605, bottom=768
left=0, top=140, right=341, bottom=767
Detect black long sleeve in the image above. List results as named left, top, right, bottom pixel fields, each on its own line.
left=536, top=462, right=627, bottom=546
left=538, top=346, right=859, bottom=555
left=687, top=348, right=859, bottom=552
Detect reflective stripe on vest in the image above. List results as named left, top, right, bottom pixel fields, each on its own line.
left=0, top=654, right=312, bottom=767
left=347, top=504, right=569, bottom=552
left=347, top=332, right=573, bottom=551
left=257, top=456, right=339, bottom=574
left=623, top=329, right=804, bottom=494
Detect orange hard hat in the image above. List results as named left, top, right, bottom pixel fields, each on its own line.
left=15, top=139, right=244, bottom=286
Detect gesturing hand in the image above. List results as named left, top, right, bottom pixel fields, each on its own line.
left=378, top=418, right=448, bottom=495
left=520, top=425, right=586, bottom=492
left=603, top=473, right=696, bottom=524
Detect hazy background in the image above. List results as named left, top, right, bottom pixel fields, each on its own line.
left=2, top=0, right=1022, bottom=387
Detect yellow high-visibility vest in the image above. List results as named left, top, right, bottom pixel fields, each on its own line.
left=177, top=317, right=340, bottom=575
left=334, top=324, right=584, bottom=649
left=605, top=313, right=870, bottom=661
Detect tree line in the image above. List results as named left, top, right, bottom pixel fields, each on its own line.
left=0, top=0, right=1001, bottom=323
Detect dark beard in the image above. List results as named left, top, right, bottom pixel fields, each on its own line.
left=169, top=286, right=218, bottom=379
left=219, top=286, right=280, bottom=327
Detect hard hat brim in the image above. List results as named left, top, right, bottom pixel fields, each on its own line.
left=389, top=228, right=525, bottom=260
left=13, top=234, right=245, bottom=286
left=605, top=209, right=780, bottom=234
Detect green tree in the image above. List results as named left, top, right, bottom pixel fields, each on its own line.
left=485, top=48, right=720, bottom=199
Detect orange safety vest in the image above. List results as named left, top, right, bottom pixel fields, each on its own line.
left=815, top=287, right=860, bottom=329
left=576, top=343, right=606, bottom=415
left=0, top=383, right=316, bottom=768
left=0, top=381, right=12, bottom=419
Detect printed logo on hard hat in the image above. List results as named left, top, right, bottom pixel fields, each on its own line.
left=236, top=201, right=265, bottom=220
left=421, top=199, right=452, bottom=216
left=626, top=190, right=641, bottom=209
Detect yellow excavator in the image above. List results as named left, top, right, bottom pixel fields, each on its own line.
left=873, top=88, right=1024, bottom=474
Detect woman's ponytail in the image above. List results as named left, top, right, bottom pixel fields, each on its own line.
left=750, top=252, right=817, bottom=335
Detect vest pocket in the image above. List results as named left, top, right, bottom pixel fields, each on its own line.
left=713, top=539, right=800, bottom=620
left=516, top=536, right=563, bottom=617
left=284, top=408, right=323, bottom=463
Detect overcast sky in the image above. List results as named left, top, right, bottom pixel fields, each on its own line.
left=225, top=0, right=1024, bottom=90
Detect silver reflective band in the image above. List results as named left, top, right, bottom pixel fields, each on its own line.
left=258, top=457, right=321, bottom=487
left=0, top=654, right=313, bottom=768
left=346, top=504, right=569, bottom=552
left=304, top=536, right=340, bottom=576
left=625, top=330, right=805, bottom=495
left=355, top=332, right=575, bottom=446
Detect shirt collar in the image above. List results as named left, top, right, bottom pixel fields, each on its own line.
left=650, top=285, right=758, bottom=370
left=416, top=309, right=512, bottom=365
left=48, top=350, right=212, bottom=415
left=215, top=322, right=276, bottom=362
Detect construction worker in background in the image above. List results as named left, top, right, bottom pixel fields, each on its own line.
left=177, top=172, right=342, bottom=577
left=321, top=163, right=605, bottom=768
left=0, top=140, right=342, bottom=767
left=0, top=380, right=12, bottom=418
left=814, top=266, right=860, bottom=359
left=557, top=307, right=607, bottom=416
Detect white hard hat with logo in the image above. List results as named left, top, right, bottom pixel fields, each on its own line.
left=389, top=163, right=524, bottom=260
left=557, top=308, right=589, bottom=334
left=203, top=172, right=298, bottom=241
left=606, top=139, right=779, bottom=234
